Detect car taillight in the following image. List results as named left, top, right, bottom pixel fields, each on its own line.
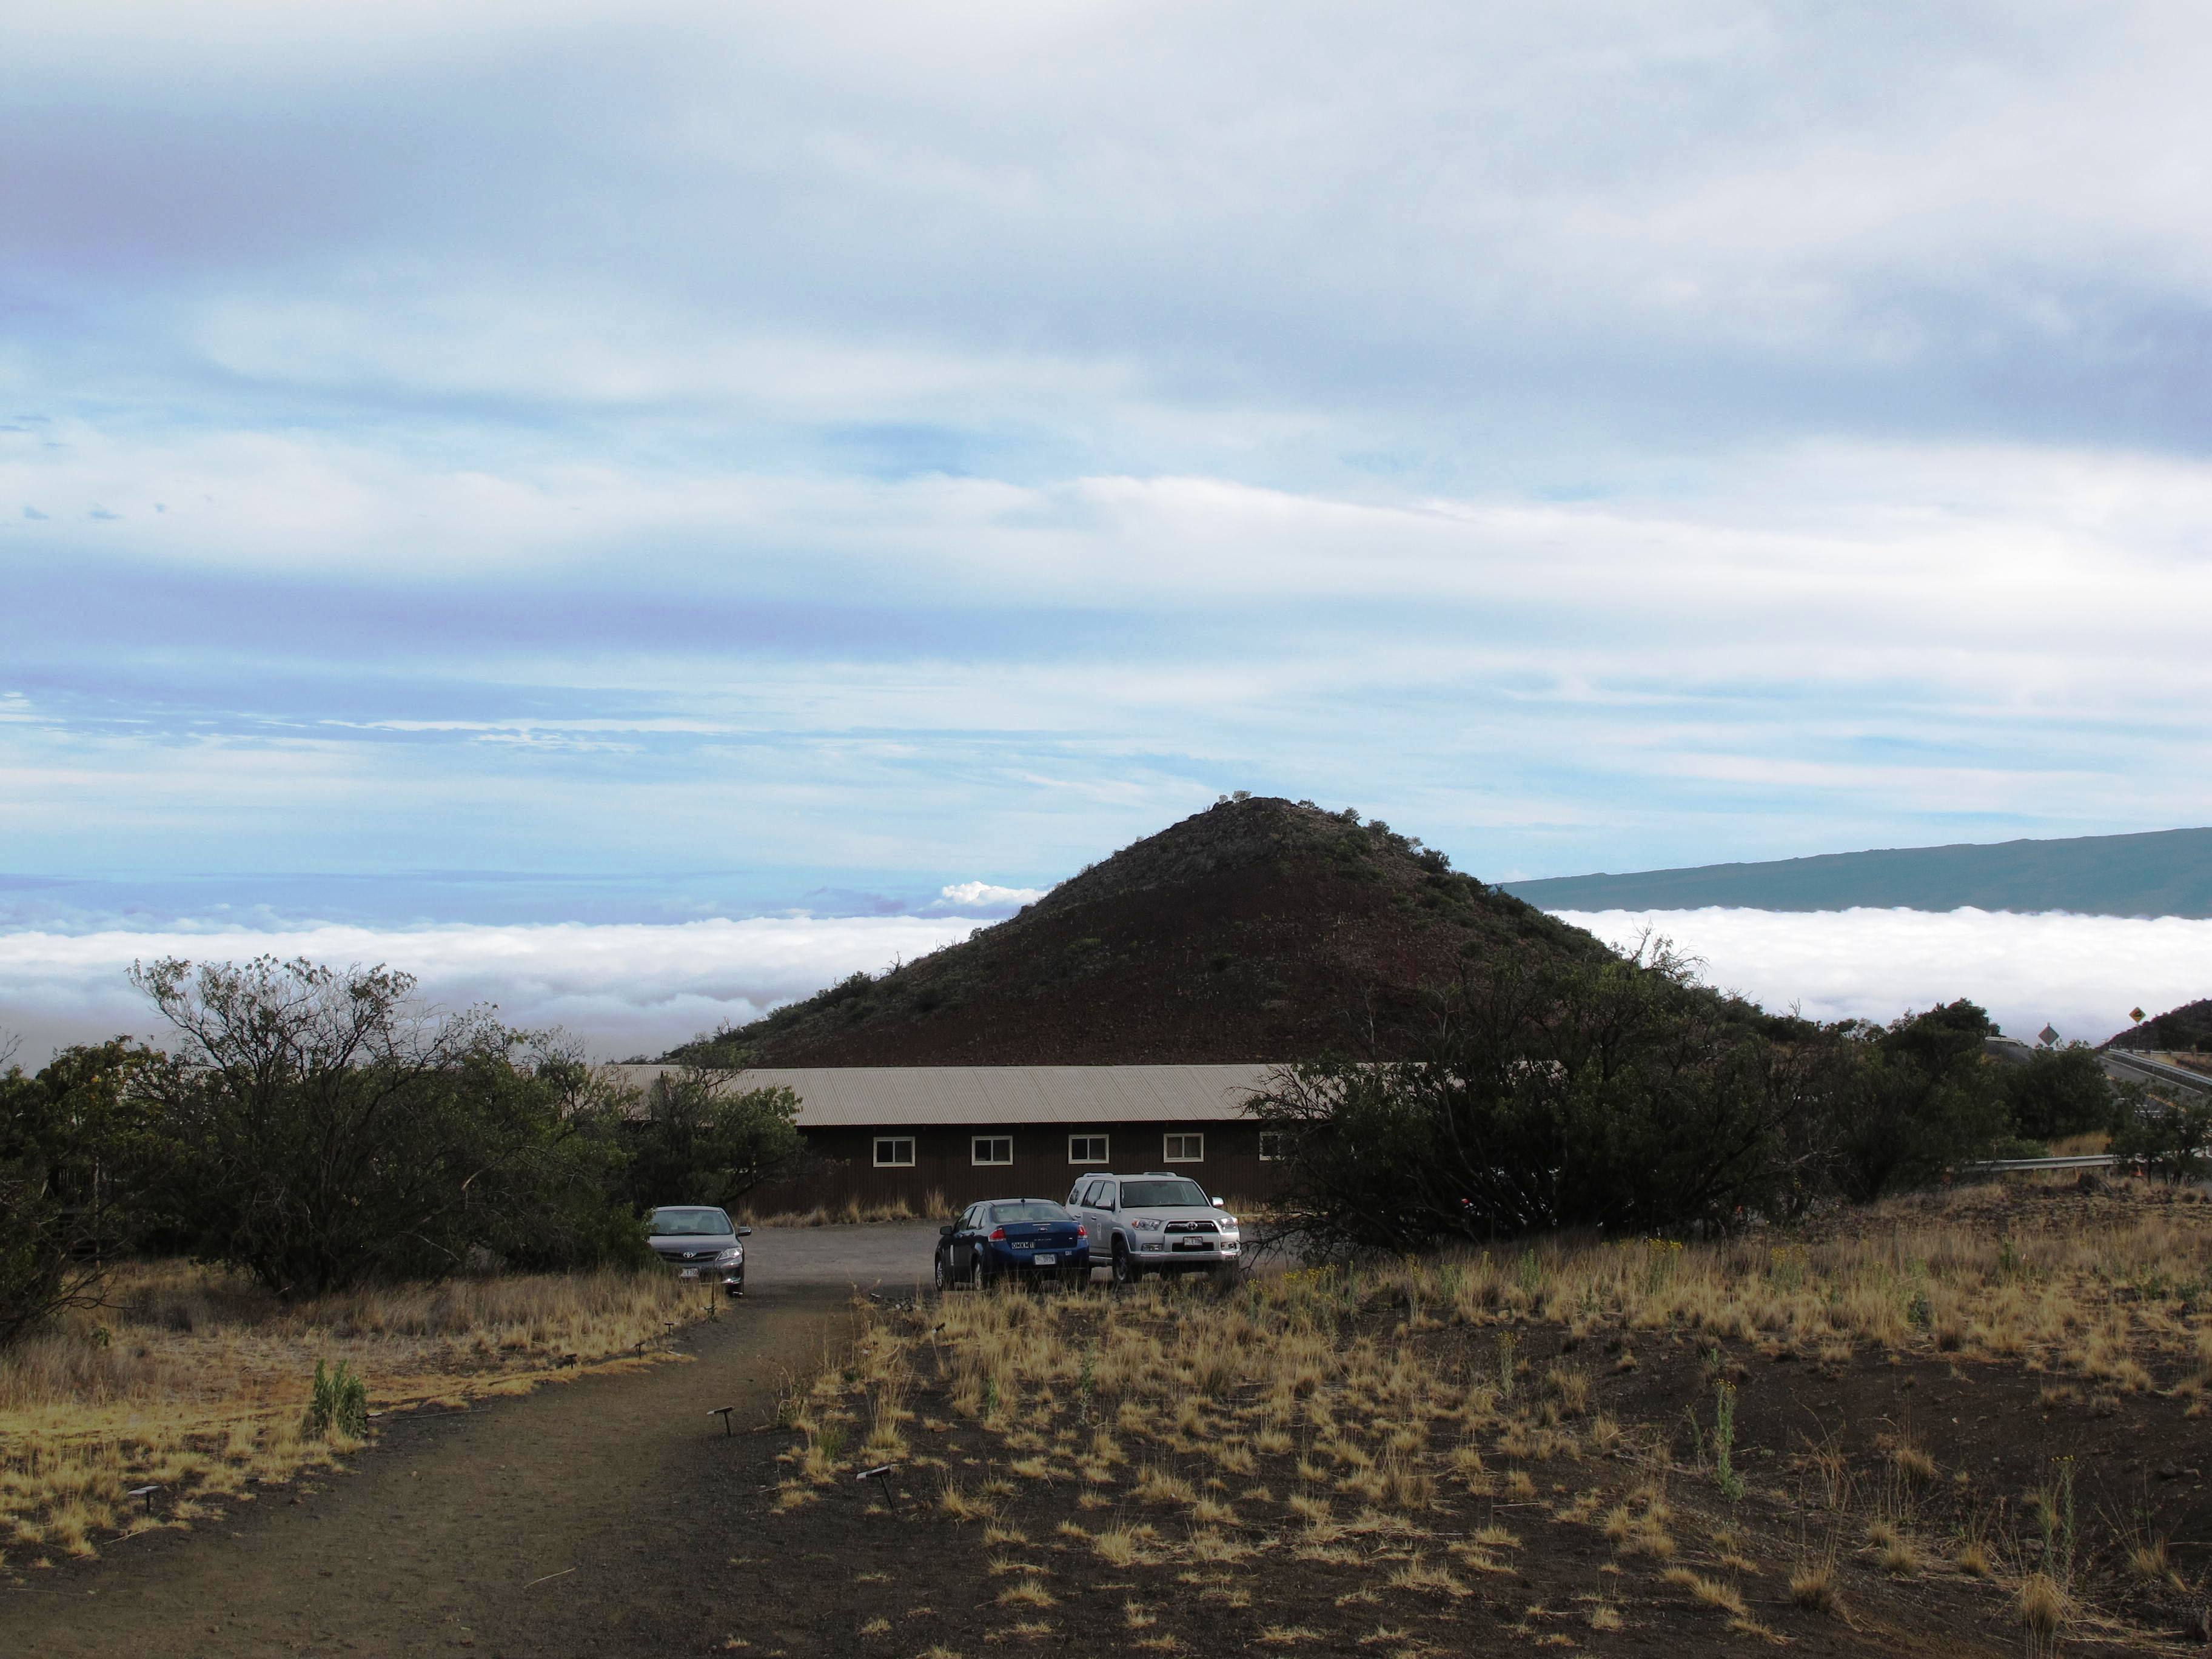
left=988, top=1226, right=1007, bottom=1240
left=1075, top=1224, right=1087, bottom=1238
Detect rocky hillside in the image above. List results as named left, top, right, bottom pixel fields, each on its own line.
left=668, top=796, right=1616, bottom=1065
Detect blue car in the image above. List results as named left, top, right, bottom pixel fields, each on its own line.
left=936, top=1199, right=1090, bottom=1290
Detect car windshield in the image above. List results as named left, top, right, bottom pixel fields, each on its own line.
left=990, top=1202, right=1070, bottom=1224
left=1119, top=1179, right=1210, bottom=1208
left=649, top=1207, right=733, bottom=1236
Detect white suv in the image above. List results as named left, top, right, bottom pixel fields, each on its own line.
left=1067, top=1172, right=1242, bottom=1285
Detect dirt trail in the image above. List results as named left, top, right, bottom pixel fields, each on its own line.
left=2, top=1283, right=855, bottom=1658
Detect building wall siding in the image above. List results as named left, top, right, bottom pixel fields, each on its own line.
left=743, top=1119, right=1284, bottom=1216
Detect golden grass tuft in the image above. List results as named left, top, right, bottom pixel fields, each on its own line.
left=1789, top=1560, right=1843, bottom=1615
left=1891, top=1444, right=1937, bottom=1484
left=2018, top=1572, right=2065, bottom=1636
left=1660, top=1567, right=1746, bottom=1617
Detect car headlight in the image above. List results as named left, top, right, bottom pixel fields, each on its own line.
left=1134, top=1218, right=1163, bottom=1232
left=714, top=1247, right=744, bottom=1266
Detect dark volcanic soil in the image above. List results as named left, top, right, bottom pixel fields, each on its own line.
left=694, top=797, right=1612, bottom=1066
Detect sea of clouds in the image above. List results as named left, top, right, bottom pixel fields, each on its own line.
left=0, top=915, right=984, bottom=1065
left=1558, top=908, right=2212, bottom=1049
left=4, top=906, right=2207, bottom=1068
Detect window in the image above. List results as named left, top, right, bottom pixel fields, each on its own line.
left=1258, top=1131, right=1289, bottom=1162
left=1068, top=1133, right=1109, bottom=1165
left=873, top=1136, right=916, bottom=1167
left=1090, top=1181, right=1116, bottom=1209
left=1163, top=1132, right=1205, bottom=1163
left=971, top=1135, right=1013, bottom=1165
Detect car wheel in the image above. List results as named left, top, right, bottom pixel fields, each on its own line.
left=1111, top=1239, right=1136, bottom=1287
left=934, top=1252, right=951, bottom=1292
left=970, top=1254, right=988, bottom=1293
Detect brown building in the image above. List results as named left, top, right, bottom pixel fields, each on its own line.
left=608, top=1064, right=1285, bottom=1214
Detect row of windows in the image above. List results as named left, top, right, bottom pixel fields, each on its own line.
left=871, top=1131, right=1287, bottom=1168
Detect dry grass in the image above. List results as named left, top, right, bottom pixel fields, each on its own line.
left=2018, top=1572, right=2066, bottom=1636
left=1661, top=1566, right=1748, bottom=1617
left=774, top=1176, right=2212, bottom=1651
left=1789, top=1560, right=1843, bottom=1615
left=744, top=1190, right=945, bottom=1228
left=1, top=1259, right=700, bottom=1561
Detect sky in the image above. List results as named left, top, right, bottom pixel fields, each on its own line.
left=5, top=2, right=2211, bottom=1058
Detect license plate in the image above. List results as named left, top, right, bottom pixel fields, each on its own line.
left=1174, top=1240, right=1209, bottom=1251
left=678, top=1268, right=700, bottom=1279
left=1034, top=1253, right=1057, bottom=1266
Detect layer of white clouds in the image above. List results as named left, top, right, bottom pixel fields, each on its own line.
left=1559, top=907, right=2212, bottom=1048
left=0, top=916, right=982, bottom=1066
left=7, top=908, right=2197, bottom=1073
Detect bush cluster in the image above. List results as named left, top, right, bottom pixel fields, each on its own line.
left=1247, top=945, right=2128, bottom=1252
left=1, top=956, right=804, bottom=1346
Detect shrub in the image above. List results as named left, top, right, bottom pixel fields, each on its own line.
left=1248, top=944, right=1851, bottom=1247
left=2004, top=1045, right=2123, bottom=1142
left=304, top=1357, right=369, bottom=1439
left=2113, top=1099, right=2212, bottom=1184
left=132, top=957, right=645, bottom=1294
left=0, top=1038, right=170, bottom=1348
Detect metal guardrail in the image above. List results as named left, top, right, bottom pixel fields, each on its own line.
left=2105, top=1051, right=2212, bottom=1095
left=1967, top=1154, right=2116, bottom=1173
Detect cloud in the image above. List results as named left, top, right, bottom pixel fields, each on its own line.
left=8, top=906, right=2197, bottom=1078
left=6, top=2, right=2212, bottom=892
left=930, top=880, right=1046, bottom=914
left=0, top=915, right=982, bottom=1067
left=1558, top=907, right=2212, bottom=1050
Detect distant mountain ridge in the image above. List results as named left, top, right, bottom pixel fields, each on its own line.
left=1502, top=827, right=2212, bottom=919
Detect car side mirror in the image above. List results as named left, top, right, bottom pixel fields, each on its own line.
left=737, top=1225, right=753, bottom=1237
left=1211, top=1197, right=1224, bottom=1207
left=939, top=1224, right=954, bottom=1237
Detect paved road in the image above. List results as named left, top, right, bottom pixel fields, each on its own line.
left=2104, top=1049, right=2212, bottom=1098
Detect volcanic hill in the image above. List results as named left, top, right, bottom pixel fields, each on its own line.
left=670, top=796, right=1615, bottom=1065
left=2109, top=997, right=2212, bottom=1052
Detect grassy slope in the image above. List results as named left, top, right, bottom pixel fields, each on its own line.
left=769, top=1176, right=2212, bottom=1655
left=673, top=796, right=1615, bottom=1065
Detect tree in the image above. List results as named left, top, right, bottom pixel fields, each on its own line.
left=1246, top=945, right=1832, bottom=1252
left=2113, top=1097, right=2212, bottom=1184
left=2002, top=1044, right=2121, bottom=1142
left=0, top=1035, right=170, bottom=1347
left=134, top=956, right=641, bottom=1295
left=620, top=1065, right=805, bottom=1213
left=1818, top=1001, right=2012, bottom=1202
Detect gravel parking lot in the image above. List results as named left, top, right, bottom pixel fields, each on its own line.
left=740, top=1220, right=944, bottom=1296
left=743, top=1218, right=1284, bottom=1296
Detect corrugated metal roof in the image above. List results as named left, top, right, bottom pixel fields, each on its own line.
left=601, top=1064, right=1276, bottom=1127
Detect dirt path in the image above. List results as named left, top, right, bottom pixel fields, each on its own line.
left=2, top=1279, right=863, bottom=1659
